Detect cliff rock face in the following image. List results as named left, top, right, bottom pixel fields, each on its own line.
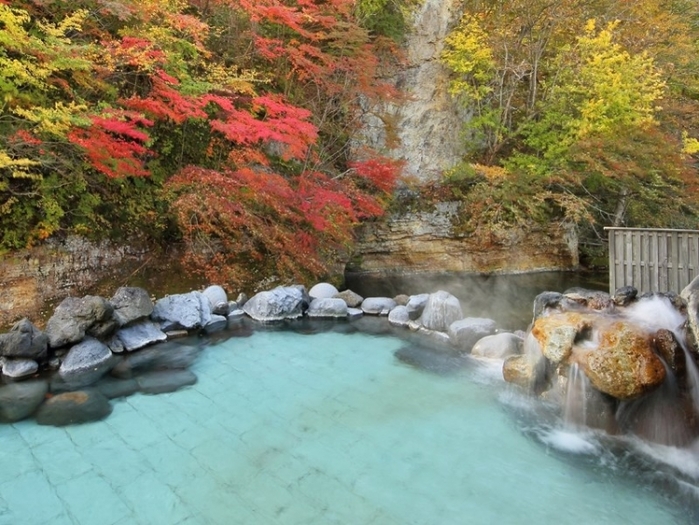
left=0, top=236, right=149, bottom=328
left=349, top=203, right=579, bottom=274
left=360, top=0, right=467, bottom=181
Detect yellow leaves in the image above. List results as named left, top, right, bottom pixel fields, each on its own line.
left=555, top=19, right=666, bottom=140
left=473, top=163, right=508, bottom=181
left=36, top=9, right=88, bottom=41
left=204, top=65, right=263, bottom=97
left=0, top=150, right=40, bottom=180
left=682, top=132, right=699, bottom=155
left=441, top=15, right=494, bottom=100
left=13, top=102, right=89, bottom=138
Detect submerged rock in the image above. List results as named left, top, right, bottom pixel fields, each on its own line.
left=110, top=342, right=200, bottom=379
left=0, top=381, right=48, bottom=422
left=135, top=370, right=197, bottom=394
left=95, top=377, right=140, bottom=399
left=35, top=389, right=112, bottom=426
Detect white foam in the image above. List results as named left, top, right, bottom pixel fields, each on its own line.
left=623, top=295, right=686, bottom=335
left=631, top=437, right=699, bottom=481
left=539, top=428, right=600, bottom=455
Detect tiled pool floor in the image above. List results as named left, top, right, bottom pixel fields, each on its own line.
left=0, top=329, right=688, bottom=524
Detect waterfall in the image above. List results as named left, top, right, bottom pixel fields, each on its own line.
left=681, top=345, right=699, bottom=417
left=563, top=363, right=588, bottom=429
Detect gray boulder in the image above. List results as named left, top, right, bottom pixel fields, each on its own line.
left=116, top=321, right=167, bottom=352
left=45, top=296, right=115, bottom=348
left=335, top=289, right=364, bottom=308
left=111, top=287, right=154, bottom=326
left=0, top=318, right=48, bottom=359
left=419, top=291, right=463, bottom=332
left=202, top=285, right=229, bottom=315
left=0, top=381, right=48, bottom=421
left=406, top=293, right=430, bottom=320
left=471, top=333, right=523, bottom=359
left=307, top=298, right=348, bottom=318
left=388, top=305, right=411, bottom=327
left=448, top=317, right=498, bottom=353
left=58, top=337, right=116, bottom=387
left=243, top=286, right=306, bottom=321
left=151, top=291, right=208, bottom=331
left=35, top=389, right=112, bottom=426
left=361, top=297, right=397, bottom=315
left=309, top=282, right=339, bottom=300
left=2, top=358, right=38, bottom=379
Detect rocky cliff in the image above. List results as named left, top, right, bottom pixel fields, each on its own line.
left=360, top=0, right=467, bottom=181
left=349, top=203, right=580, bottom=274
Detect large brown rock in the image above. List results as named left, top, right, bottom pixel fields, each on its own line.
left=503, top=355, right=538, bottom=390
left=531, top=313, right=594, bottom=364
left=575, top=321, right=666, bottom=400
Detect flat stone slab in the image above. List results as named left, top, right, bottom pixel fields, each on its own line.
left=116, top=321, right=167, bottom=352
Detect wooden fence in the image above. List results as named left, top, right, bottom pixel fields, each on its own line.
left=606, top=227, right=699, bottom=294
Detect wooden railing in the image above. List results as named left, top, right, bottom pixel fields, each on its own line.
left=606, top=227, right=699, bottom=294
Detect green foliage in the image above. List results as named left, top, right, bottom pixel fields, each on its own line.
left=440, top=2, right=699, bottom=258
left=355, top=0, right=412, bottom=42
left=0, top=0, right=400, bottom=289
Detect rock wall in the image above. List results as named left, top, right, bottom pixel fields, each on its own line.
left=349, top=203, right=579, bottom=274
left=0, top=236, right=151, bottom=328
left=360, top=0, right=467, bottom=181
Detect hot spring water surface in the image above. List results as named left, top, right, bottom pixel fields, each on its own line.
left=1, top=323, right=697, bottom=524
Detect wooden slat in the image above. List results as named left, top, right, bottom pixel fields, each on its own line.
left=606, top=228, right=699, bottom=294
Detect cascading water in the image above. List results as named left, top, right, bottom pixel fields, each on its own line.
left=563, top=363, right=589, bottom=430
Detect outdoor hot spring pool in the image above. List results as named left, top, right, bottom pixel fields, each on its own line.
left=1, top=319, right=698, bottom=525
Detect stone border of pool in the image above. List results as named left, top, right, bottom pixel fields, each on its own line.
left=0, top=281, right=509, bottom=426
left=0, top=279, right=699, bottom=434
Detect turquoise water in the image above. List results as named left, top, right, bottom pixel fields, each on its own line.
left=0, top=323, right=695, bottom=525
